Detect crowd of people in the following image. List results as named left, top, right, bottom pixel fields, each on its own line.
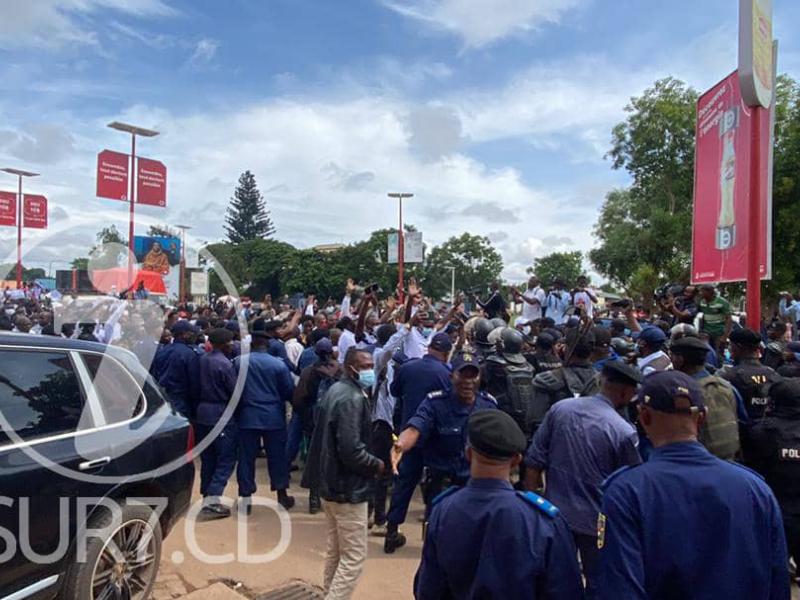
left=3, top=274, right=800, bottom=599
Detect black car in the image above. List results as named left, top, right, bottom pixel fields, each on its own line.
left=0, top=332, right=195, bottom=600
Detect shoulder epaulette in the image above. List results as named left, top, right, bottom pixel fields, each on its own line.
left=516, top=491, right=559, bottom=517
left=482, top=392, right=497, bottom=404
left=431, top=486, right=460, bottom=506
left=426, top=390, right=447, bottom=400
left=601, top=464, right=639, bottom=490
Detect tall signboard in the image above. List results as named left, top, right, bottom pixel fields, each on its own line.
left=691, top=71, right=773, bottom=284
left=739, top=0, right=773, bottom=108
left=388, top=231, right=423, bottom=264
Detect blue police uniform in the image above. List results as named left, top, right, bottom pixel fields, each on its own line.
left=234, top=349, right=295, bottom=496
left=196, top=349, right=238, bottom=499
left=598, top=441, right=789, bottom=600
left=386, top=354, right=453, bottom=528
left=415, top=479, right=584, bottom=599
left=150, top=342, right=171, bottom=380
left=267, top=337, right=295, bottom=373
left=158, top=341, right=201, bottom=418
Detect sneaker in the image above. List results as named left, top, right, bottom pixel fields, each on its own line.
left=370, top=523, right=388, bottom=537
left=384, top=531, right=407, bottom=554
left=199, top=503, right=231, bottom=521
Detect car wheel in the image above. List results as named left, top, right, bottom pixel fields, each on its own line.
left=60, top=501, right=163, bottom=600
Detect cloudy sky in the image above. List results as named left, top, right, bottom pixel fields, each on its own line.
left=1, top=0, right=799, bottom=281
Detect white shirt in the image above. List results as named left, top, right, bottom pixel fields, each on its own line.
left=337, top=329, right=357, bottom=364
left=546, top=291, right=571, bottom=325
left=637, top=351, right=673, bottom=376
left=285, top=338, right=304, bottom=382
left=520, top=286, right=546, bottom=324
left=405, top=327, right=431, bottom=359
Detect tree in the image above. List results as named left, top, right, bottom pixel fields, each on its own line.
left=591, top=78, right=698, bottom=287
left=224, top=171, right=275, bottom=243
left=527, top=251, right=584, bottom=288
left=147, top=224, right=178, bottom=238
left=425, top=233, right=503, bottom=299
left=206, top=238, right=295, bottom=297
left=626, top=264, right=660, bottom=308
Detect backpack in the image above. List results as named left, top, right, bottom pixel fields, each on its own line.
left=526, top=366, right=599, bottom=434
left=498, top=363, right=535, bottom=430
left=698, top=376, right=740, bottom=460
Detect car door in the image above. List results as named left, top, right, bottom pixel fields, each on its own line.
left=0, top=346, right=113, bottom=597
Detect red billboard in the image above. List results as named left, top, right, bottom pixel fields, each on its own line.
left=691, top=70, right=772, bottom=284
left=0, top=191, right=16, bottom=227
left=23, top=195, right=47, bottom=229
left=136, top=157, right=167, bottom=207
left=96, top=149, right=129, bottom=200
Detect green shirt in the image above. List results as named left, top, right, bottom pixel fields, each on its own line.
left=699, top=295, right=732, bottom=337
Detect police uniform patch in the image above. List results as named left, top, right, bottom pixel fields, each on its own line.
left=597, top=513, right=606, bottom=549
left=516, top=491, right=559, bottom=517
left=427, top=390, right=447, bottom=400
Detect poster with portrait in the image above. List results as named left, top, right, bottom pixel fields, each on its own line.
left=133, top=235, right=181, bottom=275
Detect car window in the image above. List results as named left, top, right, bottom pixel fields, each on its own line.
left=81, top=353, right=144, bottom=424
left=0, top=350, right=86, bottom=445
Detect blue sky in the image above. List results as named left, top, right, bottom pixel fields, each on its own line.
left=1, top=0, right=799, bottom=281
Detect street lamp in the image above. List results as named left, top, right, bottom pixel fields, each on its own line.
left=388, top=192, right=413, bottom=302
left=1, top=167, right=39, bottom=288
left=106, top=122, right=159, bottom=281
left=175, top=224, right=192, bottom=304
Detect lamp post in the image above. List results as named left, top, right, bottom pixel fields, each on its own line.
left=1, top=168, right=39, bottom=289
left=388, top=192, right=413, bottom=302
left=445, top=265, right=456, bottom=304
left=175, top=224, right=192, bottom=304
left=106, top=122, right=159, bottom=282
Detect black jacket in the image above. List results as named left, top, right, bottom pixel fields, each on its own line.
left=743, top=401, right=800, bottom=518
left=301, top=378, right=382, bottom=503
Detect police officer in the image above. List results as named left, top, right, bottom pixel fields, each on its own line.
left=234, top=330, right=296, bottom=513
left=196, top=328, right=238, bottom=520
left=528, top=327, right=599, bottom=434
left=718, top=328, right=781, bottom=421
left=482, top=327, right=535, bottom=435
left=158, top=320, right=201, bottom=418
left=252, top=317, right=295, bottom=372
left=743, top=378, right=800, bottom=577
left=597, top=371, right=789, bottom=599
left=472, top=317, right=496, bottom=362
left=525, top=331, right=562, bottom=374
left=389, top=353, right=497, bottom=553
left=414, top=410, right=583, bottom=600
left=383, top=333, right=453, bottom=553
left=525, top=360, right=642, bottom=597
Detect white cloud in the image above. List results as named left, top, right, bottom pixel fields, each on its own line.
left=188, top=38, right=219, bottom=67
left=0, top=0, right=175, bottom=49
left=383, top=0, right=585, bottom=48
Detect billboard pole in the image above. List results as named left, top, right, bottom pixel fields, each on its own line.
left=388, top=193, right=413, bottom=303
left=746, top=108, right=763, bottom=327
left=1, top=168, right=39, bottom=289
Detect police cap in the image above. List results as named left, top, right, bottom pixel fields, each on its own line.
left=637, top=370, right=705, bottom=414
left=729, top=328, right=762, bottom=348
left=452, top=352, right=481, bottom=374
left=602, top=360, right=643, bottom=386
left=429, top=332, right=453, bottom=353
left=171, top=320, right=195, bottom=335
left=208, top=327, right=234, bottom=346
left=468, top=410, right=527, bottom=460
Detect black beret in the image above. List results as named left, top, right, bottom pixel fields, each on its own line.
left=602, top=360, right=643, bottom=385
left=208, top=327, right=234, bottom=345
left=468, top=410, right=527, bottom=460
left=729, top=328, right=762, bottom=347
left=669, top=336, right=711, bottom=353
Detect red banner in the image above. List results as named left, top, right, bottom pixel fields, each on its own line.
left=96, top=149, right=129, bottom=200
left=0, top=191, right=16, bottom=227
left=23, top=195, right=47, bottom=229
left=691, top=70, right=772, bottom=284
left=136, top=157, right=167, bottom=207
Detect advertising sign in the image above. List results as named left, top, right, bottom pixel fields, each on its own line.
left=388, top=231, right=424, bottom=264
left=691, top=70, right=773, bottom=284
left=23, top=195, right=47, bottom=229
left=0, top=191, right=16, bottom=227
left=190, top=271, right=209, bottom=296
left=136, top=157, right=167, bottom=207
left=739, top=0, right=773, bottom=108
left=96, top=150, right=129, bottom=201
left=133, top=235, right=181, bottom=275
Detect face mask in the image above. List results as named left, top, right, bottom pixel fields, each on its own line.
left=421, top=327, right=434, bottom=338
left=356, top=369, right=376, bottom=389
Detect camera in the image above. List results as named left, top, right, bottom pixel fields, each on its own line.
left=365, top=283, right=382, bottom=295
left=609, top=298, right=633, bottom=310
left=654, top=283, right=684, bottom=303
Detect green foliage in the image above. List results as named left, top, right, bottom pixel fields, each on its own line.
left=528, top=251, right=584, bottom=288
left=591, top=78, right=698, bottom=287
left=224, top=171, right=275, bottom=243
left=147, top=224, right=178, bottom=238
left=0, top=264, right=45, bottom=281
left=206, top=238, right=294, bottom=297
left=425, top=233, right=503, bottom=299
left=627, top=264, right=660, bottom=308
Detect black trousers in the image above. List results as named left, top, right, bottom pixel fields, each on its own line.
left=369, top=420, right=394, bottom=525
